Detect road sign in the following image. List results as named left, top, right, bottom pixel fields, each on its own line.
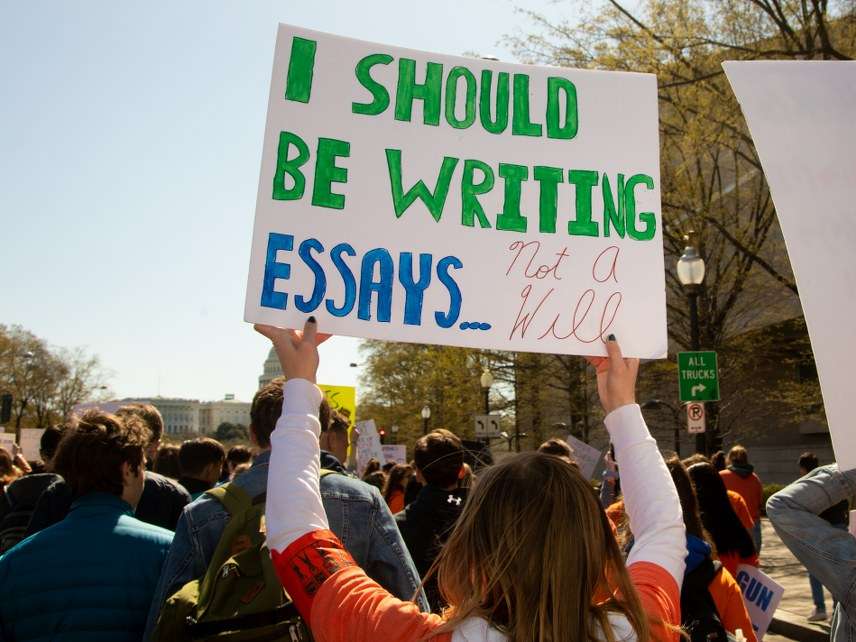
left=474, top=415, right=501, bottom=439
left=678, top=351, right=720, bottom=402
left=687, top=402, right=706, bottom=434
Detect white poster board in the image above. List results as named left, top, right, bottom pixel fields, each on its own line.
left=566, top=434, right=604, bottom=480
left=0, top=432, right=16, bottom=455
left=723, top=61, right=856, bottom=470
left=244, top=24, right=667, bottom=359
left=355, top=419, right=385, bottom=476
left=20, top=428, right=45, bottom=461
left=382, top=444, right=407, bottom=466
left=735, top=565, right=784, bottom=640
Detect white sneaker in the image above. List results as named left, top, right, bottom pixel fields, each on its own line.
left=807, top=609, right=828, bottom=622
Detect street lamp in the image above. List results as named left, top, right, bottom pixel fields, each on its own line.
left=641, top=399, right=681, bottom=454
left=13, top=351, right=36, bottom=443
left=677, top=233, right=705, bottom=350
left=676, top=232, right=706, bottom=454
left=480, top=368, right=493, bottom=415
left=421, top=405, right=431, bottom=436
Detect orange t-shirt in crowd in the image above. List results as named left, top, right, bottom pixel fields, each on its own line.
left=720, top=469, right=763, bottom=522
left=709, top=565, right=757, bottom=642
left=727, top=490, right=755, bottom=532
left=386, top=490, right=404, bottom=515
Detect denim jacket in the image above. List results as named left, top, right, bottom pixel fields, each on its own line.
left=767, top=465, right=856, bottom=642
left=144, top=450, right=428, bottom=638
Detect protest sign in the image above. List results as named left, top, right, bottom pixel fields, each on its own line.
left=724, top=62, right=856, bottom=470
left=355, top=419, right=385, bottom=476
left=319, top=384, right=356, bottom=424
left=382, top=444, right=407, bottom=465
left=20, top=428, right=45, bottom=461
left=0, top=432, right=16, bottom=455
left=566, top=434, right=604, bottom=480
left=244, top=24, right=667, bottom=359
left=735, top=565, right=784, bottom=640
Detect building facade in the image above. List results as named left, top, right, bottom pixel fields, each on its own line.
left=198, top=396, right=252, bottom=433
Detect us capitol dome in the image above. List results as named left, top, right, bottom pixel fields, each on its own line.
left=259, top=347, right=284, bottom=389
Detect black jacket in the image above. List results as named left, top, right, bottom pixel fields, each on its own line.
left=26, top=471, right=190, bottom=536
left=0, top=473, right=61, bottom=552
left=395, top=485, right=467, bottom=612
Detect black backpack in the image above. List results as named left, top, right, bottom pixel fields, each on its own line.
left=681, top=558, right=729, bottom=642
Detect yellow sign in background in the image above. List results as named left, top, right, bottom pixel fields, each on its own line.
left=318, top=384, right=356, bottom=425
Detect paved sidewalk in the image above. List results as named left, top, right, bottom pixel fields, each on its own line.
left=760, top=517, right=832, bottom=640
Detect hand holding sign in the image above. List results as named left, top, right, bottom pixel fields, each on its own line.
left=254, top=317, right=330, bottom=382
left=588, top=336, right=638, bottom=415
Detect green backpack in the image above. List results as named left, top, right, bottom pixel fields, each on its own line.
left=153, top=474, right=337, bottom=641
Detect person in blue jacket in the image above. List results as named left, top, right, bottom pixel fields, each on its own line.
left=0, top=409, right=173, bottom=641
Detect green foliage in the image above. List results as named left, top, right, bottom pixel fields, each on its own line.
left=357, top=340, right=490, bottom=447
left=214, top=422, right=249, bottom=443
left=762, top=483, right=786, bottom=514
left=0, top=324, right=108, bottom=429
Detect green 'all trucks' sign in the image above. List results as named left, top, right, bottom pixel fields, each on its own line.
left=678, top=351, right=720, bottom=402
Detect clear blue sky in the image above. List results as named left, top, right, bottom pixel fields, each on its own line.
left=0, top=0, right=569, bottom=403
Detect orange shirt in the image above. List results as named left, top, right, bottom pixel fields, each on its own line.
left=727, top=490, right=755, bottom=532
left=273, top=529, right=681, bottom=642
left=709, top=566, right=757, bottom=642
left=386, top=489, right=404, bottom=515
left=721, top=470, right=763, bottom=522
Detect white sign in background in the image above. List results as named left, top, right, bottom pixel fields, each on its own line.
left=381, top=444, right=407, bottom=466
left=20, top=428, right=44, bottom=462
left=724, top=62, right=856, bottom=470
left=355, top=419, right=385, bottom=476
left=735, top=564, right=784, bottom=640
left=245, top=24, right=667, bottom=359
left=0, top=433, right=16, bottom=455
left=566, top=434, right=604, bottom=480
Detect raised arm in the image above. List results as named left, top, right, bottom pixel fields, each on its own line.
left=257, top=320, right=445, bottom=642
left=767, top=464, right=856, bottom=606
left=589, top=338, right=685, bottom=638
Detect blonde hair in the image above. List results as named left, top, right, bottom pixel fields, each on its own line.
left=726, top=445, right=749, bottom=467
left=430, top=452, right=653, bottom=642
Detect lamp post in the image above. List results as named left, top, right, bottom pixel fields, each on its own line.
left=676, top=233, right=706, bottom=453
left=421, top=405, right=431, bottom=436
left=480, top=368, right=493, bottom=415
left=641, top=399, right=681, bottom=454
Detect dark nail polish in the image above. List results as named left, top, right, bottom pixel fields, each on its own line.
left=308, top=316, right=317, bottom=323
left=607, top=333, right=616, bottom=341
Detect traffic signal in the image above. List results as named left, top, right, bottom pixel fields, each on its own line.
left=378, top=428, right=386, bottom=444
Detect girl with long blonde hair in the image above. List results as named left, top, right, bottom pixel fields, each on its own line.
left=258, top=319, right=685, bottom=642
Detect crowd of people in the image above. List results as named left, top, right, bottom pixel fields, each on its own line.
left=0, top=318, right=852, bottom=641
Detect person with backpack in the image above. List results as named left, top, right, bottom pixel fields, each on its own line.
left=145, top=374, right=427, bottom=639
left=666, top=456, right=756, bottom=642
left=258, top=320, right=684, bottom=642
left=0, top=410, right=173, bottom=641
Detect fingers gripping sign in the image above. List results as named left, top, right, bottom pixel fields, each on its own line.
left=586, top=334, right=639, bottom=415
left=254, top=316, right=331, bottom=383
